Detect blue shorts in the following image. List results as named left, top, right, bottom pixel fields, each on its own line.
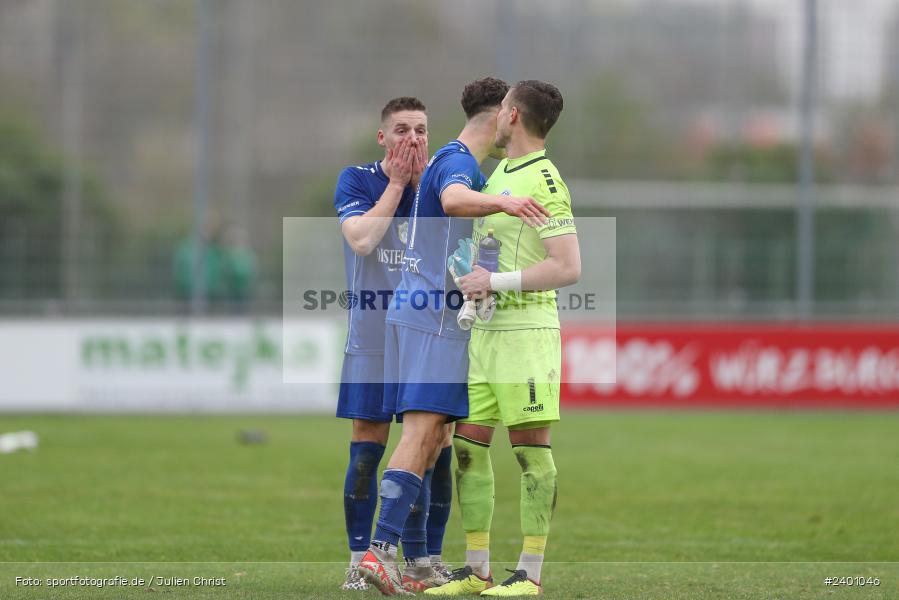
left=383, top=323, right=469, bottom=421
left=336, top=353, right=394, bottom=423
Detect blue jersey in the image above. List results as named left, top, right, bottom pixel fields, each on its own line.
left=386, top=140, right=485, bottom=339
left=334, top=160, right=415, bottom=354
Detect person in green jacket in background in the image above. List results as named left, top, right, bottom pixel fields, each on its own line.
left=222, top=225, right=256, bottom=309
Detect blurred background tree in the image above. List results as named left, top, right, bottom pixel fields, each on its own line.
left=0, top=107, right=115, bottom=301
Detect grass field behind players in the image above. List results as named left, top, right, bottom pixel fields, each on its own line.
left=1, top=412, right=897, bottom=599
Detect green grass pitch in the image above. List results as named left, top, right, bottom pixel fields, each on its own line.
left=1, top=411, right=897, bottom=599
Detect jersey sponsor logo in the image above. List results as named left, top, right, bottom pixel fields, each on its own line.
left=376, top=247, right=405, bottom=271
left=450, top=173, right=473, bottom=187
left=338, top=200, right=361, bottom=213
left=353, top=165, right=376, bottom=173
left=375, top=220, right=408, bottom=270
left=401, top=255, right=421, bottom=273
left=542, top=217, right=576, bottom=230
left=523, top=378, right=543, bottom=412
left=501, top=189, right=512, bottom=196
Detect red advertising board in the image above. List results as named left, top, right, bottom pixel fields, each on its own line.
left=562, top=323, right=899, bottom=407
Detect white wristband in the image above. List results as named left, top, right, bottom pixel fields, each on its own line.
left=489, top=271, right=522, bottom=292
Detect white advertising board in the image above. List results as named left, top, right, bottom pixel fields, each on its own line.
left=0, top=319, right=343, bottom=413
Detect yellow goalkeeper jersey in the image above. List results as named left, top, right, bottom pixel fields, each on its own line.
left=473, top=148, right=576, bottom=331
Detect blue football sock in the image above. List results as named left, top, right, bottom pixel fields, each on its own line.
left=427, top=446, right=453, bottom=556
left=373, top=469, right=422, bottom=548
left=344, top=441, right=386, bottom=552
left=402, top=468, right=433, bottom=560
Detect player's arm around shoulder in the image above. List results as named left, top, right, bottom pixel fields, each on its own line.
left=440, top=155, right=551, bottom=225
left=458, top=181, right=579, bottom=298
left=442, top=183, right=552, bottom=227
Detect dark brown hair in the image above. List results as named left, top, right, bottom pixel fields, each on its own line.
left=510, top=80, right=564, bottom=138
left=460, top=77, right=509, bottom=119
left=381, top=96, right=427, bottom=122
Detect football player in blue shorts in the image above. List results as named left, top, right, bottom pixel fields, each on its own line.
left=357, top=78, right=551, bottom=596
left=334, top=97, right=454, bottom=591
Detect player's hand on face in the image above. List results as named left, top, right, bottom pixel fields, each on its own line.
left=502, top=196, right=552, bottom=228
left=401, top=137, right=420, bottom=184
left=411, top=138, right=428, bottom=187
left=387, top=137, right=415, bottom=186
left=384, top=139, right=400, bottom=184
left=457, top=265, right=492, bottom=300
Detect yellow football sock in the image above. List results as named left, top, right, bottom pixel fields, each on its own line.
left=466, top=531, right=490, bottom=551
left=523, top=535, right=546, bottom=556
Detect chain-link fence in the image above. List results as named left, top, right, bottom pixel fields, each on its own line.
left=1, top=0, right=897, bottom=318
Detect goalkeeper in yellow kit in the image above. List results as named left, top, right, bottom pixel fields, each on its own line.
left=426, top=80, right=580, bottom=597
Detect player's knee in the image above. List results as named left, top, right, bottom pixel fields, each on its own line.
left=351, top=445, right=382, bottom=480
left=398, top=424, right=442, bottom=465
left=345, top=442, right=384, bottom=501
left=515, top=446, right=558, bottom=536
left=514, top=446, right=557, bottom=499
left=403, top=412, right=445, bottom=433
left=441, top=423, right=454, bottom=447
left=453, top=436, right=488, bottom=472
left=427, top=442, right=444, bottom=467
left=352, top=419, right=389, bottom=445
left=513, top=445, right=556, bottom=474
left=520, top=461, right=558, bottom=494
left=508, top=423, right=551, bottom=446
left=455, top=422, right=494, bottom=445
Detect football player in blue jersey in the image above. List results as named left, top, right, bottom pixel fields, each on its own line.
left=334, top=97, right=454, bottom=591
left=357, top=78, right=551, bottom=596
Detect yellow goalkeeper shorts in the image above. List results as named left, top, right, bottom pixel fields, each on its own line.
left=464, top=327, right=561, bottom=428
